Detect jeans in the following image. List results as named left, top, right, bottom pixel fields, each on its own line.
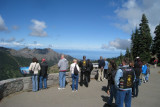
left=107, top=85, right=117, bottom=105
left=116, top=89, right=132, bottom=107
left=39, top=76, right=47, bottom=89
left=32, top=75, right=38, bottom=92
left=145, top=74, right=149, bottom=81
left=72, top=74, right=79, bottom=90
left=133, top=78, right=139, bottom=97
left=142, top=74, right=146, bottom=82
left=59, top=71, right=66, bottom=88
left=104, top=69, right=108, bottom=79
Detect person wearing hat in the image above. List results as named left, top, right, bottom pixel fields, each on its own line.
left=39, top=58, right=48, bottom=90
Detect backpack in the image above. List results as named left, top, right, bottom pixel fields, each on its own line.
left=119, top=67, right=134, bottom=89
left=74, top=64, right=78, bottom=75
left=83, top=60, right=86, bottom=67
left=146, top=67, right=150, bottom=74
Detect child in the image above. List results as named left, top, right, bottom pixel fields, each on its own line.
left=145, top=63, right=150, bottom=82
left=142, top=62, right=147, bottom=83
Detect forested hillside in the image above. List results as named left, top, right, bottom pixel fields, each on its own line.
left=0, top=51, right=22, bottom=80
left=0, top=47, right=73, bottom=81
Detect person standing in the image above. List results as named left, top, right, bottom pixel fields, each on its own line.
left=154, top=58, right=158, bottom=68
left=58, top=54, right=68, bottom=90
left=137, top=57, right=143, bottom=86
left=142, top=62, right=147, bottom=83
left=115, top=58, right=135, bottom=107
left=29, top=57, right=41, bottom=92
left=70, top=59, right=80, bottom=92
left=79, top=56, right=87, bottom=86
left=104, top=58, right=109, bottom=79
left=98, top=56, right=105, bottom=82
left=132, top=57, right=141, bottom=97
left=39, top=58, right=48, bottom=90
left=86, top=59, right=93, bottom=86
left=145, top=63, right=150, bottom=82
left=106, top=60, right=117, bottom=106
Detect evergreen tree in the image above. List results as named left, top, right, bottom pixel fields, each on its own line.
left=138, top=14, right=152, bottom=62
left=131, top=28, right=140, bottom=59
left=130, top=52, right=133, bottom=62
left=152, top=24, right=160, bottom=60
left=119, top=52, right=123, bottom=64
left=125, top=47, right=130, bottom=58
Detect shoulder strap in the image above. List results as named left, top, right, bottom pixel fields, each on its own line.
left=33, top=63, right=37, bottom=71
left=75, top=64, right=77, bottom=68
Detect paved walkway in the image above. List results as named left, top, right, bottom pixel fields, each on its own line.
left=0, top=66, right=160, bottom=107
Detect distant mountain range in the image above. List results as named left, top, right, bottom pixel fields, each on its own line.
left=0, top=47, right=73, bottom=81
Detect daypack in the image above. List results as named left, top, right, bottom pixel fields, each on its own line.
left=119, top=67, right=134, bottom=89
left=80, top=60, right=87, bottom=71
left=83, top=60, right=86, bottom=67
left=74, top=64, right=79, bottom=75
left=146, top=67, right=150, bottom=74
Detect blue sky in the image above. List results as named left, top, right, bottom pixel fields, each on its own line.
left=0, top=0, right=160, bottom=51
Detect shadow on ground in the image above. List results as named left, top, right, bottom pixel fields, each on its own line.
left=102, top=86, right=108, bottom=93
left=101, top=86, right=117, bottom=107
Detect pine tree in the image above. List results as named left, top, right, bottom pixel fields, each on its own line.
left=138, top=14, right=152, bottom=62
left=119, top=52, right=123, bottom=64
left=131, top=27, right=140, bottom=59
left=125, top=47, right=130, bottom=58
left=152, top=24, right=160, bottom=60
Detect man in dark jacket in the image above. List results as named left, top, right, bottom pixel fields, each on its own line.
left=86, top=59, right=93, bottom=86
left=79, top=56, right=87, bottom=86
left=132, top=57, right=142, bottom=97
left=39, top=58, right=48, bottom=90
left=98, top=56, right=105, bottom=82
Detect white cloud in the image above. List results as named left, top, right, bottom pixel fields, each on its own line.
left=0, top=37, right=25, bottom=47
left=12, top=42, right=25, bottom=47
left=102, top=38, right=131, bottom=50
left=28, top=41, right=44, bottom=47
left=1, top=42, right=25, bottom=47
left=28, top=43, right=43, bottom=47
left=101, top=44, right=115, bottom=50
left=0, top=15, right=8, bottom=31
left=48, top=44, right=54, bottom=48
left=0, top=41, right=44, bottom=48
left=6, top=37, right=16, bottom=42
left=114, top=0, right=160, bottom=36
left=0, top=42, right=10, bottom=46
left=16, top=38, right=25, bottom=43
left=30, top=19, right=47, bottom=37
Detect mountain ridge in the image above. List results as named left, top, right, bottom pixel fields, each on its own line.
left=0, top=47, right=73, bottom=81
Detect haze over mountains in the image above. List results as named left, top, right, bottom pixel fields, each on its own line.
left=0, top=47, right=73, bottom=81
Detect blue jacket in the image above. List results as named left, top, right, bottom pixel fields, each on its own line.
left=104, top=61, right=109, bottom=69
left=142, top=65, right=147, bottom=74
